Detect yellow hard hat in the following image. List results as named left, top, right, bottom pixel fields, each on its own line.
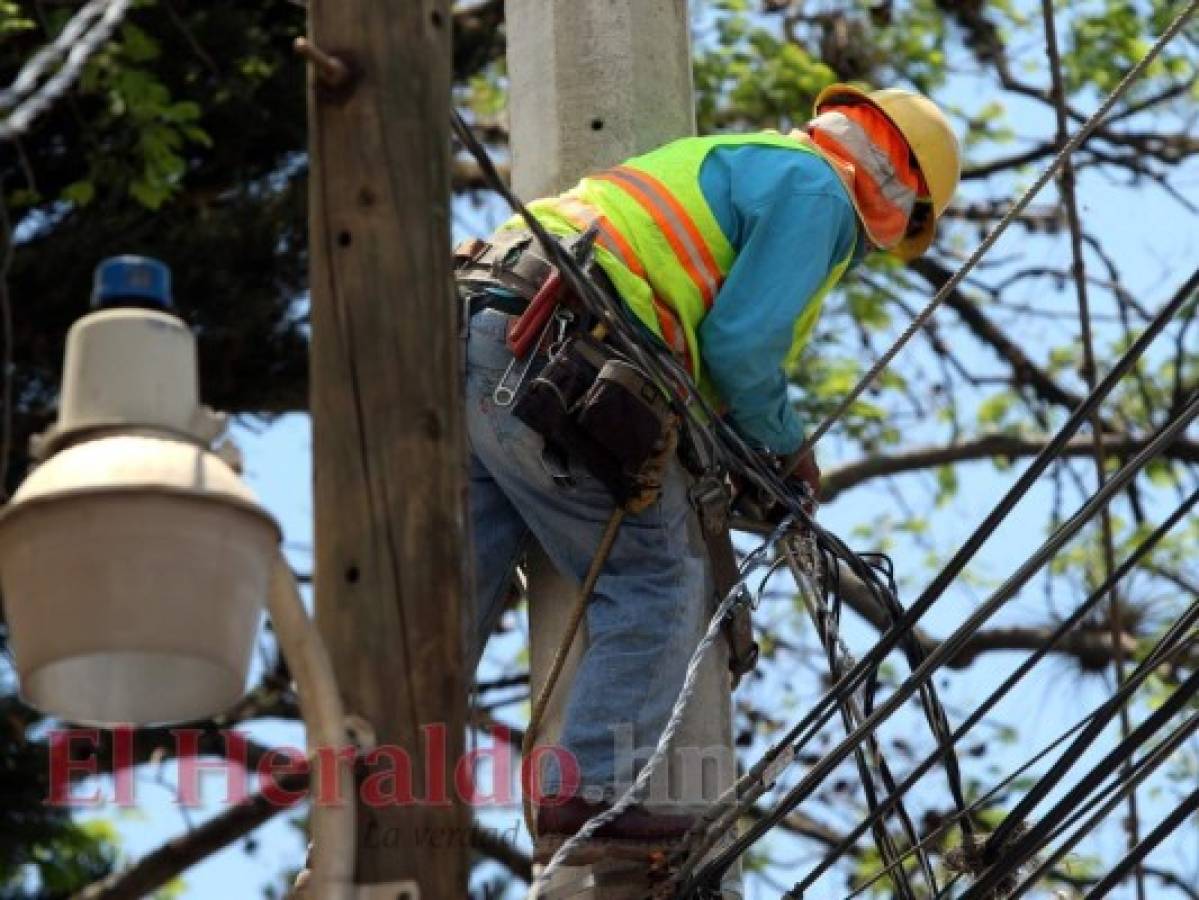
left=814, top=84, right=961, bottom=260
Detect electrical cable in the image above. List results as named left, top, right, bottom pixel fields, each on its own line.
left=779, top=486, right=1199, bottom=897
left=951, top=596, right=1199, bottom=896
left=679, top=388, right=1199, bottom=893
left=669, top=272, right=1199, bottom=888
left=956, top=665, right=1199, bottom=900
left=0, top=0, right=134, bottom=142
left=1082, top=784, right=1199, bottom=900
left=843, top=672, right=1199, bottom=900
left=788, top=545, right=939, bottom=898
left=1007, top=711, right=1199, bottom=900
left=983, top=591, right=1199, bottom=855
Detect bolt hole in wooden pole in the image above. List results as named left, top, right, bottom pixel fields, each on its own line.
left=590, top=117, right=604, bottom=131
left=429, top=9, right=443, bottom=28
left=345, top=565, right=360, bottom=584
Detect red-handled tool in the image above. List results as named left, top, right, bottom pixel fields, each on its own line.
left=507, top=268, right=564, bottom=358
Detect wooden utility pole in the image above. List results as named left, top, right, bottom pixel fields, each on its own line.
left=306, top=0, right=467, bottom=896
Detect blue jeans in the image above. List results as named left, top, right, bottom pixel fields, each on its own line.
left=464, top=308, right=709, bottom=799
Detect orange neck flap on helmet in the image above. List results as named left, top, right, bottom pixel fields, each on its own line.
left=795, top=101, right=927, bottom=250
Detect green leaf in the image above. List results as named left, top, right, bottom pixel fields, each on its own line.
left=62, top=180, right=96, bottom=206
left=978, top=393, right=1015, bottom=425
left=935, top=465, right=959, bottom=507
left=119, top=22, right=160, bottom=63
left=129, top=177, right=170, bottom=209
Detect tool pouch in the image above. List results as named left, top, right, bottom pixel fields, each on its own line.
left=513, top=337, right=675, bottom=510
left=577, top=360, right=674, bottom=471
left=512, top=334, right=607, bottom=440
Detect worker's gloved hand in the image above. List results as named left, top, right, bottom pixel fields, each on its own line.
left=732, top=447, right=820, bottom=525
left=784, top=449, right=821, bottom=505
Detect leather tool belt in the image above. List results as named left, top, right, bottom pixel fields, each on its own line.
left=454, top=231, right=554, bottom=299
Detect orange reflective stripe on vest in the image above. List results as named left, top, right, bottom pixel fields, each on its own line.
left=555, top=194, right=694, bottom=374
left=556, top=196, right=646, bottom=277
left=594, top=166, right=723, bottom=307
left=652, top=296, right=693, bottom=374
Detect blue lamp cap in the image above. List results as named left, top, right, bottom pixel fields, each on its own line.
left=92, top=256, right=173, bottom=310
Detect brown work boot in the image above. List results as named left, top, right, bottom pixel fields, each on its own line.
left=535, top=797, right=694, bottom=860
left=534, top=797, right=695, bottom=865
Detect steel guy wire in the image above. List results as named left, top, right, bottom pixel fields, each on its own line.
left=796, top=0, right=1199, bottom=456
left=0, top=0, right=108, bottom=108
left=0, top=0, right=134, bottom=142
left=779, top=486, right=1199, bottom=899
left=669, top=270, right=1199, bottom=888
left=1006, top=711, right=1199, bottom=900
left=679, top=389, right=1199, bottom=893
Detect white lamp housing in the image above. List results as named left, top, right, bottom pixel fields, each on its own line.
left=0, top=436, right=280, bottom=724
left=35, top=307, right=227, bottom=455
left=0, top=264, right=281, bottom=726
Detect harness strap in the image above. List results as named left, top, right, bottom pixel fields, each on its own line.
left=704, top=525, right=760, bottom=685
left=454, top=231, right=554, bottom=298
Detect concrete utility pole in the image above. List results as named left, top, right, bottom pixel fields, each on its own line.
left=506, top=1, right=741, bottom=896
left=306, top=0, right=467, bottom=896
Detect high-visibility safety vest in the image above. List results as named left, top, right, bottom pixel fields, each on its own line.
left=502, top=133, right=857, bottom=391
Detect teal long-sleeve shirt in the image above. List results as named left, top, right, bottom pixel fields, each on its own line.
left=697, top=145, right=864, bottom=454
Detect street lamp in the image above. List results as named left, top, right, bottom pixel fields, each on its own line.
left=0, top=257, right=357, bottom=898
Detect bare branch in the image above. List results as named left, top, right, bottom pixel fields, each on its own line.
left=72, top=771, right=309, bottom=900
left=820, top=433, right=1199, bottom=501
left=910, top=257, right=1086, bottom=411
left=71, top=766, right=532, bottom=899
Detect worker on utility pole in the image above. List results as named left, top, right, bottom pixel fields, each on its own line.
left=457, top=85, right=961, bottom=850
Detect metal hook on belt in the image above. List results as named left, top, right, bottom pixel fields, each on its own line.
left=492, top=311, right=558, bottom=407
left=492, top=350, right=536, bottom=408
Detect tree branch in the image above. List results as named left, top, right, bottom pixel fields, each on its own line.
left=71, top=771, right=309, bottom=900
left=820, top=433, right=1199, bottom=501
left=909, top=257, right=1085, bottom=412
left=71, top=770, right=533, bottom=899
